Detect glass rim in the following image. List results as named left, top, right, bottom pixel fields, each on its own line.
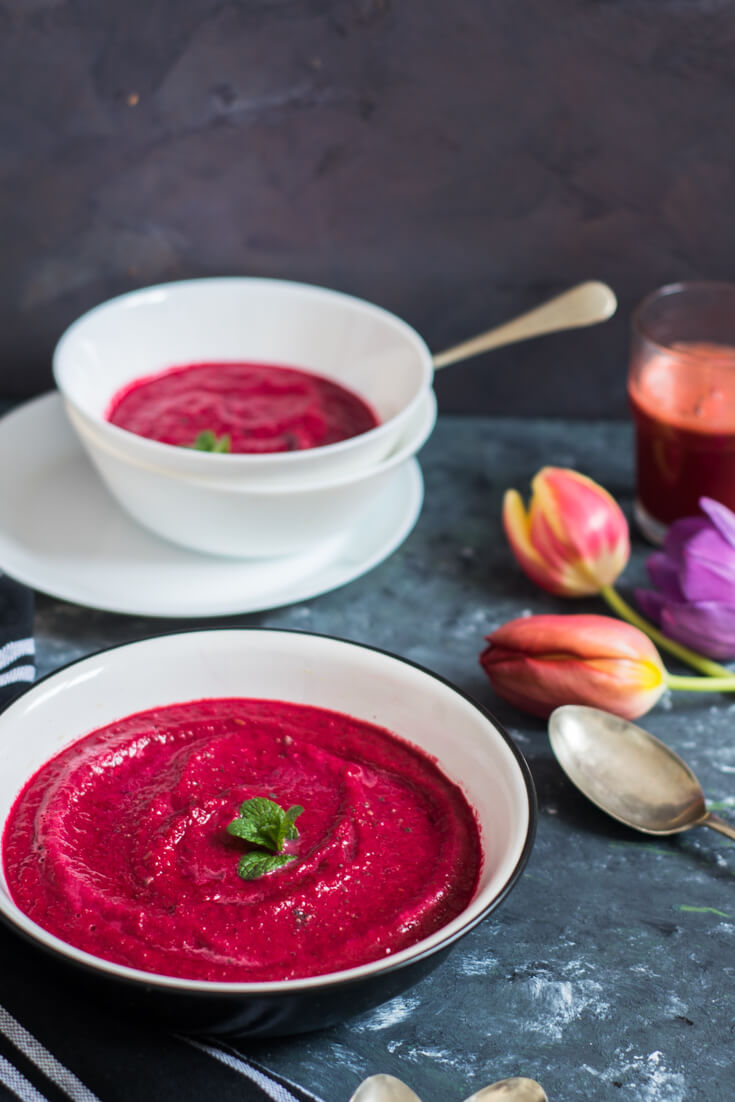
left=633, top=280, right=735, bottom=357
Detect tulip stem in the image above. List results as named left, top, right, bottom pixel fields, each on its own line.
left=599, top=585, right=734, bottom=679
left=666, top=674, right=735, bottom=692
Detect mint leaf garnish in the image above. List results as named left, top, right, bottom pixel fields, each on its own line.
left=227, top=797, right=303, bottom=880
left=189, top=430, right=231, bottom=453
left=283, top=804, right=303, bottom=841
left=237, top=851, right=297, bottom=880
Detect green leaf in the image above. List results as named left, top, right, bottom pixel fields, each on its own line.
left=226, top=817, right=261, bottom=842
left=189, top=430, right=232, bottom=452
left=227, top=798, right=271, bottom=843
left=229, top=797, right=304, bottom=851
left=228, top=797, right=304, bottom=879
left=237, top=851, right=296, bottom=880
left=284, top=805, right=304, bottom=842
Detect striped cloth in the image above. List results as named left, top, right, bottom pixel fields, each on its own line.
left=0, top=579, right=34, bottom=698
left=0, top=576, right=324, bottom=1102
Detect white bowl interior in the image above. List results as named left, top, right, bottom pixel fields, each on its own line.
left=54, top=278, right=431, bottom=428
left=0, top=631, right=532, bottom=992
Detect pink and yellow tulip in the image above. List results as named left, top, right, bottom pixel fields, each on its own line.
left=501, top=466, right=735, bottom=678
left=502, top=467, right=630, bottom=597
left=480, top=613, right=667, bottom=720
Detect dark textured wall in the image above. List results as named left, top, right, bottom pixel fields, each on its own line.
left=2, top=0, right=735, bottom=415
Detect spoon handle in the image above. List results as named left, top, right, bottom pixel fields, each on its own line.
left=704, top=812, right=735, bottom=841
left=432, top=280, right=617, bottom=369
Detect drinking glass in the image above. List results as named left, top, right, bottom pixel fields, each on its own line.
left=628, top=281, right=735, bottom=543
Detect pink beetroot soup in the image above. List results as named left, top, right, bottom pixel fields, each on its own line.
left=3, top=698, right=482, bottom=983
left=106, top=362, right=379, bottom=453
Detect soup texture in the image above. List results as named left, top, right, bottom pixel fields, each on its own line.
left=3, top=698, right=482, bottom=982
left=106, top=362, right=379, bottom=453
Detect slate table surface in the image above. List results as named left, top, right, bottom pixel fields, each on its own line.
left=27, top=415, right=735, bottom=1102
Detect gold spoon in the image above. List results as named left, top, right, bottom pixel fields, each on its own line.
left=466, top=1079, right=549, bottom=1101
left=548, top=704, right=735, bottom=840
left=432, top=281, right=617, bottom=369
left=349, top=1074, right=548, bottom=1101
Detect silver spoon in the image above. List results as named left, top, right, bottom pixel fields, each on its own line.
left=349, top=1074, right=548, bottom=1102
left=432, top=280, right=616, bottom=369
left=549, top=704, right=735, bottom=840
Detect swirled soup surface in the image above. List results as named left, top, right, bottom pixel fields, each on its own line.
left=106, top=362, right=379, bottom=453
left=3, top=699, right=482, bottom=982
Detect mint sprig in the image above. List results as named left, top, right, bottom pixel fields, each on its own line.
left=189, top=430, right=232, bottom=453
left=227, top=797, right=303, bottom=880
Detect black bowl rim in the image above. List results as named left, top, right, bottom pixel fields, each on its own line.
left=0, top=625, right=537, bottom=1000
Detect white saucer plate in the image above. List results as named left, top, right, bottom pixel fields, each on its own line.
left=0, top=394, right=424, bottom=618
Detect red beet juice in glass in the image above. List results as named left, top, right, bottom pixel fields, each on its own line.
left=629, top=341, right=735, bottom=532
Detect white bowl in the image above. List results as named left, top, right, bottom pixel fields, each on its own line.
left=72, top=387, right=436, bottom=557
left=0, top=628, right=536, bottom=1036
left=52, top=277, right=433, bottom=486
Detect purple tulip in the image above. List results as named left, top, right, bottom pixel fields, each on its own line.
left=635, top=498, right=735, bottom=659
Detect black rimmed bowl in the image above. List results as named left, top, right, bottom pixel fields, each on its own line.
left=0, top=629, right=535, bottom=1038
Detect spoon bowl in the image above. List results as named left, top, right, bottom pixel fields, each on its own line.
left=349, top=1074, right=547, bottom=1102
left=349, top=1075, right=422, bottom=1102
left=548, top=705, right=735, bottom=840
left=465, top=1078, right=549, bottom=1101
